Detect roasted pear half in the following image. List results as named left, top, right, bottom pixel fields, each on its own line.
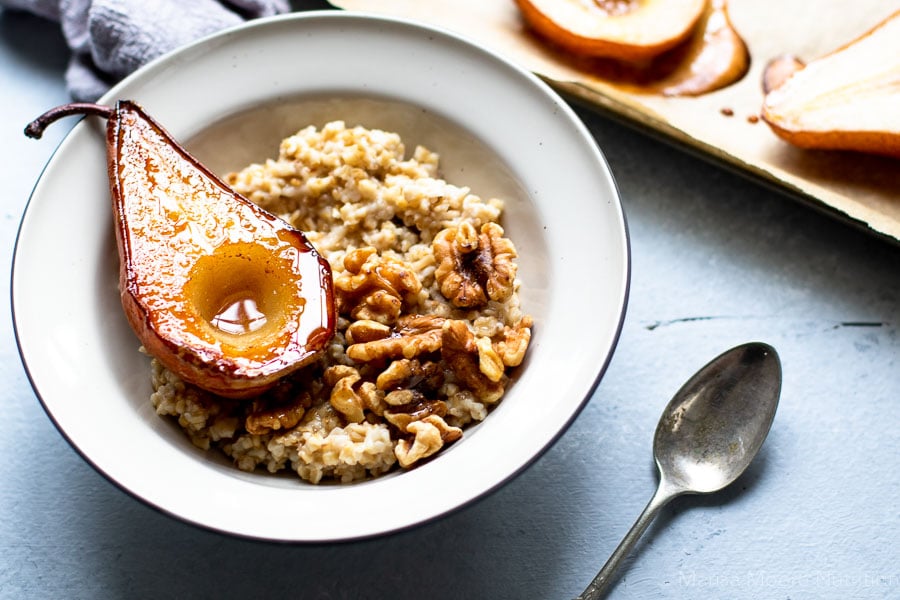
left=26, top=101, right=336, bottom=398
left=761, top=10, right=900, bottom=157
left=514, top=0, right=708, bottom=61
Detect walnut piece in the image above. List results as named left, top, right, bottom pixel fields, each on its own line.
left=384, top=389, right=424, bottom=407
left=394, top=414, right=462, bottom=468
left=244, top=392, right=310, bottom=435
left=353, top=290, right=401, bottom=324
left=347, top=315, right=445, bottom=363
left=324, top=364, right=359, bottom=387
left=345, top=319, right=391, bottom=344
left=433, top=222, right=518, bottom=308
left=335, top=247, right=422, bottom=324
left=324, top=365, right=365, bottom=423
left=357, top=381, right=386, bottom=417
left=476, top=336, right=505, bottom=383
left=376, top=358, right=443, bottom=392
left=383, top=395, right=448, bottom=431
left=441, top=319, right=505, bottom=403
left=495, top=315, right=533, bottom=368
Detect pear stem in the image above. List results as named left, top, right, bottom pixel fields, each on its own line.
left=25, top=102, right=114, bottom=139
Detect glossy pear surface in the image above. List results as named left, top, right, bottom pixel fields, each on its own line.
left=108, top=101, right=335, bottom=397
left=650, top=0, right=748, bottom=97
left=761, top=10, right=900, bottom=157
left=515, top=0, right=707, bottom=61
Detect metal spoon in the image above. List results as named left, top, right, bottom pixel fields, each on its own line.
left=577, top=342, right=782, bottom=599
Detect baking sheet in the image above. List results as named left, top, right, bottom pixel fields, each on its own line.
left=330, top=0, right=900, bottom=242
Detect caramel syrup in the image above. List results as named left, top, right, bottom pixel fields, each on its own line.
left=212, top=295, right=267, bottom=335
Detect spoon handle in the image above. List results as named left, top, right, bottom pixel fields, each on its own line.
left=576, top=481, right=679, bottom=599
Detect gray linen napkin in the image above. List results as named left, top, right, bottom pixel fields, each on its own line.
left=2, top=0, right=289, bottom=100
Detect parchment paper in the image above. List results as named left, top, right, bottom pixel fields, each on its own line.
left=330, top=0, right=900, bottom=242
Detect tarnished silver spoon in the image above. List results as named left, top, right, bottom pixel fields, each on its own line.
left=577, top=342, right=782, bottom=599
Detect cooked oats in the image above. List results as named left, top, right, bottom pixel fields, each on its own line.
left=150, top=120, right=531, bottom=483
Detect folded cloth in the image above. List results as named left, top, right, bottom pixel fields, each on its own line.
left=2, top=0, right=289, bottom=100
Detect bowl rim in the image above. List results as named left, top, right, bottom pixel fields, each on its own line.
left=12, top=10, right=631, bottom=542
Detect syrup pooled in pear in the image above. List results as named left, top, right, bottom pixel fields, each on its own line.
left=26, top=100, right=336, bottom=398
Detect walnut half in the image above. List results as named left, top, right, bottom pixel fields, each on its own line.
left=495, top=315, right=533, bottom=368
left=441, top=319, right=505, bottom=403
left=347, top=315, right=445, bottom=363
left=335, top=247, right=422, bottom=325
left=324, top=365, right=365, bottom=423
left=244, top=392, right=310, bottom=435
left=433, top=222, right=518, bottom=308
left=394, top=414, right=462, bottom=468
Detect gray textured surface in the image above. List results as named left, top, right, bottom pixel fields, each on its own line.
left=2, top=5, right=898, bottom=600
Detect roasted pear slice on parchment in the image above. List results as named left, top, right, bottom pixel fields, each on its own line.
left=26, top=101, right=336, bottom=398
left=761, top=10, right=900, bottom=158
left=514, top=0, right=708, bottom=61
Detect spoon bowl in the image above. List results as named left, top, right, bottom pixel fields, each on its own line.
left=655, top=342, right=782, bottom=494
left=577, top=342, right=781, bottom=599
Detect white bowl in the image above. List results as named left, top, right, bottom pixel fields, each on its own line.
left=12, top=11, right=629, bottom=542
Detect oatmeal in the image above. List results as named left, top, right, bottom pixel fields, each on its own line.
left=149, top=120, right=532, bottom=483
